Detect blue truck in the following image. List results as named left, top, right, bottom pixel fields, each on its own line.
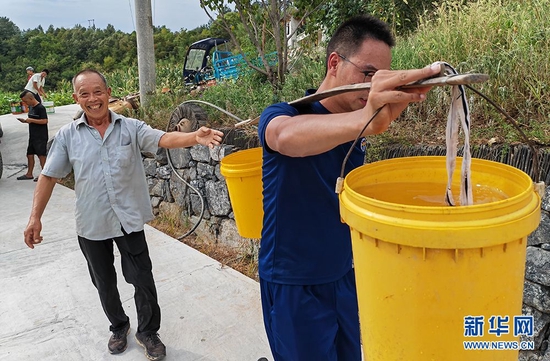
left=182, top=38, right=277, bottom=86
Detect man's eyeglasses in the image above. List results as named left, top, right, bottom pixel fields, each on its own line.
left=337, top=53, right=377, bottom=82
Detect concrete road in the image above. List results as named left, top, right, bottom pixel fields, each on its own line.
left=0, top=105, right=272, bottom=361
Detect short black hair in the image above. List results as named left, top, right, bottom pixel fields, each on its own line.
left=19, top=90, right=32, bottom=99
left=72, top=69, right=108, bottom=90
left=41, top=69, right=50, bottom=75
left=326, top=15, right=395, bottom=67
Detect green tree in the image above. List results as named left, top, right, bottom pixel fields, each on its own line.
left=294, top=0, right=471, bottom=38
left=154, top=26, right=178, bottom=59
left=0, top=17, right=19, bottom=40
left=200, top=0, right=309, bottom=94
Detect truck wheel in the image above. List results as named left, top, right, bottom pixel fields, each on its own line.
left=167, top=103, right=208, bottom=133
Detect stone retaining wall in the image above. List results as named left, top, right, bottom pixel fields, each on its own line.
left=522, top=188, right=550, bottom=361
left=145, top=142, right=257, bottom=251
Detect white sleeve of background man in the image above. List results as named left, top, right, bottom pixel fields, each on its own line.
left=24, top=74, right=39, bottom=93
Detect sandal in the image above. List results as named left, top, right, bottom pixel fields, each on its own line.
left=17, top=175, right=34, bottom=180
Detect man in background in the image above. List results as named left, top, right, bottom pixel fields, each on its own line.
left=24, top=68, right=49, bottom=103
left=16, top=90, right=48, bottom=181
left=26, top=66, right=35, bottom=81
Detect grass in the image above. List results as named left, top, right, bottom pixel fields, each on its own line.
left=387, top=0, right=550, bottom=147
left=183, top=237, right=259, bottom=282
left=148, top=204, right=259, bottom=280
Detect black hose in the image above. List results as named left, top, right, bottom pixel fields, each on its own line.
left=165, top=146, right=205, bottom=240
left=165, top=100, right=245, bottom=239
left=339, top=106, right=385, bottom=180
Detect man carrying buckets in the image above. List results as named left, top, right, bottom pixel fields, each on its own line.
left=257, top=14, right=440, bottom=360
left=24, top=68, right=49, bottom=104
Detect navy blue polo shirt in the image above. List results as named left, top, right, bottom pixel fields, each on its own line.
left=258, top=95, right=365, bottom=285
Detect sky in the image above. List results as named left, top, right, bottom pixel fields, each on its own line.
left=3, top=0, right=212, bottom=33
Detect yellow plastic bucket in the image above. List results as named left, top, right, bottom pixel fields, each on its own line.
left=339, top=156, right=541, bottom=360
left=220, top=147, right=263, bottom=238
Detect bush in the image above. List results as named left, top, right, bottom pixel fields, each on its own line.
left=392, top=0, right=550, bottom=143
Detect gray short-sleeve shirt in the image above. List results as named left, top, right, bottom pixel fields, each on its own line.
left=43, top=111, right=165, bottom=240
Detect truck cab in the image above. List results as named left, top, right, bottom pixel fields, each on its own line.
left=183, top=38, right=229, bottom=85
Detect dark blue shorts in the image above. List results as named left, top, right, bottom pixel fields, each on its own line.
left=260, top=268, right=361, bottom=361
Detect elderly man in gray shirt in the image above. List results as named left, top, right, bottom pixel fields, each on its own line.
left=23, top=69, right=223, bottom=361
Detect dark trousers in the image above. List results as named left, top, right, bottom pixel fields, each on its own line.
left=260, top=268, right=361, bottom=361
left=78, top=229, right=161, bottom=335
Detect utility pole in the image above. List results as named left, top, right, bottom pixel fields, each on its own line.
left=134, top=0, right=156, bottom=108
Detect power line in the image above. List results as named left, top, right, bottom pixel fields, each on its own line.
left=152, top=0, right=156, bottom=26
left=128, top=0, right=136, bottom=31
